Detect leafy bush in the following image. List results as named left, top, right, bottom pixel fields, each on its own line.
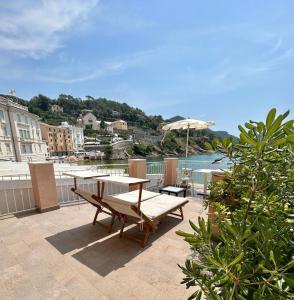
left=104, top=145, right=113, bottom=160
left=177, top=109, right=294, bottom=299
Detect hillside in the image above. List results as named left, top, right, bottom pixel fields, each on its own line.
left=1, top=93, right=234, bottom=157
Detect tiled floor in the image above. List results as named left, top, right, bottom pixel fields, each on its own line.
left=0, top=198, right=206, bottom=300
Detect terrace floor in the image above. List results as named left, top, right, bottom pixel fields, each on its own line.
left=0, top=198, right=206, bottom=300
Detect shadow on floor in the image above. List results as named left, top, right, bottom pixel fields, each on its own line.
left=72, top=215, right=182, bottom=277
left=46, top=216, right=121, bottom=254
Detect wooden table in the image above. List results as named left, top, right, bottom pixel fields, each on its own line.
left=63, top=170, right=109, bottom=190
left=192, top=169, right=224, bottom=195
left=94, top=176, right=150, bottom=209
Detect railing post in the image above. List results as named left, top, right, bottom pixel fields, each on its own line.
left=128, top=159, right=146, bottom=191
left=29, top=162, right=59, bottom=212
left=164, top=158, right=178, bottom=186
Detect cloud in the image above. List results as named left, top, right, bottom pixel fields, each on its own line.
left=0, top=0, right=98, bottom=58
left=38, top=61, right=126, bottom=83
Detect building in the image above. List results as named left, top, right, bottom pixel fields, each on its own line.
left=111, top=120, right=128, bottom=131
left=77, top=110, right=100, bottom=130
left=59, top=122, right=84, bottom=152
left=77, top=110, right=128, bottom=132
left=40, top=123, right=73, bottom=156
left=0, top=96, right=48, bottom=161
left=50, top=104, right=63, bottom=113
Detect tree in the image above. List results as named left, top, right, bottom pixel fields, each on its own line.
left=177, top=109, right=294, bottom=299
left=100, top=120, right=106, bottom=130
left=104, top=145, right=113, bottom=160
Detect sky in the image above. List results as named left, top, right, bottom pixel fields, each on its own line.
left=0, top=0, right=293, bottom=134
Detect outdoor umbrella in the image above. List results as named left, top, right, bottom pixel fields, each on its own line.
left=162, top=119, right=215, bottom=158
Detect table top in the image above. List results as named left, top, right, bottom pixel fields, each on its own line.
left=160, top=186, right=185, bottom=193
left=95, top=176, right=150, bottom=185
left=63, top=171, right=109, bottom=179
left=192, top=168, right=225, bottom=174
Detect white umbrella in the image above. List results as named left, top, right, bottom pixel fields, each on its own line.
left=162, top=118, right=215, bottom=158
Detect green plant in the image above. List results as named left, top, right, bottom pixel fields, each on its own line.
left=104, top=145, right=113, bottom=160
left=177, top=109, right=294, bottom=299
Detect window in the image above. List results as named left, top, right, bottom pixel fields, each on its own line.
left=21, top=144, right=32, bottom=154
left=5, top=143, right=11, bottom=153
left=24, top=116, right=28, bottom=124
left=38, top=144, right=42, bottom=153
left=0, top=110, right=4, bottom=121
left=19, top=129, right=31, bottom=139
left=3, top=126, right=8, bottom=136
left=17, top=114, right=22, bottom=123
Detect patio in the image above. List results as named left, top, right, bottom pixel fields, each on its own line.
left=0, top=198, right=205, bottom=300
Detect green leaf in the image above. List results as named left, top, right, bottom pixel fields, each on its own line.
left=240, top=133, right=256, bottom=145
left=227, top=252, right=244, bottom=268
left=245, top=122, right=254, bottom=130
left=189, top=220, right=199, bottom=232
left=270, top=137, right=287, bottom=147
left=176, top=230, right=195, bottom=238
left=282, top=273, right=294, bottom=288
left=265, top=115, right=283, bottom=139
left=282, top=110, right=290, bottom=120
left=204, top=255, right=222, bottom=268
left=266, top=108, right=276, bottom=129
left=257, top=122, right=265, bottom=132
left=269, top=250, right=276, bottom=267
left=287, top=134, right=294, bottom=144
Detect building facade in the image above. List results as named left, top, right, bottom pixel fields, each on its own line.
left=77, top=110, right=127, bottom=132
left=0, top=96, right=48, bottom=161
left=40, top=123, right=73, bottom=156
left=59, top=122, right=84, bottom=152
left=77, top=110, right=100, bottom=130
left=111, top=120, right=128, bottom=131
left=50, top=104, right=63, bottom=113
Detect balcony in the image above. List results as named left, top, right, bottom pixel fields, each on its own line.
left=0, top=175, right=202, bottom=299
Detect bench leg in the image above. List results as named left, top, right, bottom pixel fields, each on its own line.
left=119, top=216, right=127, bottom=238
left=93, top=208, right=100, bottom=225
left=108, top=214, right=116, bottom=233
left=142, top=225, right=151, bottom=247
left=180, top=207, right=184, bottom=220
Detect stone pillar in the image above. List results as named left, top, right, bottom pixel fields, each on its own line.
left=164, top=158, right=178, bottom=186
left=29, top=162, right=59, bottom=212
left=128, top=159, right=146, bottom=191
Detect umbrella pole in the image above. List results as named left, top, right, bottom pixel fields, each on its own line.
left=185, top=125, right=189, bottom=159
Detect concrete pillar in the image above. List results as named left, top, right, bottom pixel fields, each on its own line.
left=128, top=159, right=146, bottom=191
left=209, top=171, right=225, bottom=236
left=29, top=162, right=59, bottom=212
left=164, top=158, right=178, bottom=186
left=211, top=172, right=225, bottom=182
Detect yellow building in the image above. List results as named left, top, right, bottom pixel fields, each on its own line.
left=111, top=120, right=128, bottom=131
left=40, top=123, right=73, bottom=156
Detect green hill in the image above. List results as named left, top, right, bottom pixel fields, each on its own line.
left=1, top=93, right=234, bottom=156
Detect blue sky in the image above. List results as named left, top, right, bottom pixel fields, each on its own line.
left=0, top=0, right=293, bottom=134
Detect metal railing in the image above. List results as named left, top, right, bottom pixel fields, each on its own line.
left=0, top=158, right=230, bottom=217
left=0, top=174, right=34, bottom=216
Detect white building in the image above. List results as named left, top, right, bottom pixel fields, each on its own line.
left=0, top=96, right=48, bottom=162
left=59, top=122, right=84, bottom=152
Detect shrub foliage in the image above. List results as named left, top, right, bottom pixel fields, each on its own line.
left=177, top=109, right=294, bottom=299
